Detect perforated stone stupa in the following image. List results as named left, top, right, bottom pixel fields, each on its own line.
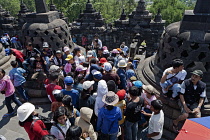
left=22, top=0, right=73, bottom=50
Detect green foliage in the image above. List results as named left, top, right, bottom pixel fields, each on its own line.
left=149, top=0, right=194, bottom=26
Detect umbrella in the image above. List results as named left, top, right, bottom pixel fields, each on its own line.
left=175, top=116, right=210, bottom=140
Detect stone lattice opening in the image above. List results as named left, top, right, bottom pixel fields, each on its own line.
left=177, top=40, right=183, bottom=47
left=170, top=48, right=175, bottom=52
left=34, top=31, right=38, bottom=36
left=190, top=43, right=199, bottom=50
left=40, top=37, right=44, bottom=42
left=162, top=53, right=166, bottom=60
left=186, top=62, right=195, bottom=69
left=64, top=39, right=67, bottom=44
left=205, top=62, right=210, bottom=72
left=56, top=42, right=60, bottom=46
left=198, top=52, right=206, bottom=61
left=208, top=44, right=210, bottom=50
left=65, top=32, right=68, bottom=37
left=58, top=34, right=62, bottom=40
left=27, top=30, right=30, bottom=35
left=30, top=37, right=34, bottom=42
left=53, top=29, right=57, bottom=34
left=44, top=30, right=49, bottom=35
left=50, top=36, right=54, bottom=41
left=181, top=50, right=188, bottom=57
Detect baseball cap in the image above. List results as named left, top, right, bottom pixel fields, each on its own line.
left=93, top=71, right=102, bottom=80
left=103, top=62, right=112, bottom=72
left=43, top=42, right=49, bottom=48
left=65, top=54, right=73, bottom=61
left=83, top=81, right=95, bottom=90
left=116, top=89, right=126, bottom=100
left=99, top=57, right=107, bottom=64
left=76, top=65, right=87, bottom=72
left=133, top=80, right=143, bottom=88
left=79, top=55, right=85, bottom=63
left=56, top=50, right=62, bottom=54
left=64, top=76, right=74, bottom=85
left=103, top=49, right=109, bottom=54
left=63, top=46, right=70, bottom=52
left=191, top=70, right=203, bottom=77
left=87, top=50, right=93, bottom=57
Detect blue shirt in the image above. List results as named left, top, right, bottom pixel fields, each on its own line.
left=62, top=89, right=79, bottom=109
left=9, top=68, right=26, bottom=87
left=97, top=106, right=122, bottom=134
left=117, top=68, right=127, bottom=90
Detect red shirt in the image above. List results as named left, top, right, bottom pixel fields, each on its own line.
left=22, top=120, right=49, bottom=140
left=11, top=49, right=25, bottom=62
left=46, top=83, right=62, bottom=102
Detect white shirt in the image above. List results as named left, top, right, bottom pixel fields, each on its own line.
left=163, top=67, right=187, bottom=85
left=148, top=110, right=164, bottom=140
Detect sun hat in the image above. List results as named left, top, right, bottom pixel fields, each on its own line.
left=93, top=71, right=102, bottom=80
left=103, top=62, right=112, bottom=72
left=79, top=55, right=85, bottom=63
left=49, top=65, right=60, bottom=73
left=102, top=91, right=119, bottom=105
left=56, top=50, right=62, bottom=54
left=65, top=54, right=73, bottom=61
left=112, top=49, right=119, bottom=54
left=133, top=80, right=143, bottom=88
left=116, top=89, right=126, bottom=100
left=103, top=46, right=108, bottom=50
left=63, top=46, right=70, bottom=52
left=87, top=50, right=93, bottom=57
left=103, top=49, right=109, bottom=54
left=17, top=103, right=35, bottom=122
left=83, top=81, right=95, bottom=90
left=99, top=57, right=107, bottom=64
left=130, top=76, right=137, bottom=81
left=43, top=42, right=49, bottom=48
left=191, top=70, right=203, bottom=77
left=64, top=76, right=74, bottom=85
left=52, top=89, right=62, bottom=95
left=76, top=65, right=87, bottom=72
left=142, top=85, right=154, bottom=94
left=117, top=60, right=127, bottom=67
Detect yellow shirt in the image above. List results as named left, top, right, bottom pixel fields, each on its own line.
left=115, top=100, right=126, bottom=125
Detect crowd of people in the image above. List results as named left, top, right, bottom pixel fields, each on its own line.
left=4, top=33, right=206, bottom=140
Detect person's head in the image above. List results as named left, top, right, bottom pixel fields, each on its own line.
left=172, top=59, right=184, bottom=72
left=127, top=62, right=134, bottom=70
left=130, top=76, right=137, bottom=82
left=53, top=90, right=64, bottom=102
left=56, top=50, right=62, bottom=58
left=87, top=50, right=94, bottom=60
left=17, top=103, right=35, bottom=122
left=43, top=42, right=49, bottom=50
left=99, top=57, right=107, bottom=66
left=150, top=100, right=163, bottom=113
left=41, top=135, right=56, bottom=140
left=191, top=70, right=203, bottom=84
left=63, top=46, right=70, bottom=55
left=90, top=58, right=97, bottom=64
left=53, top=106, right=68, bottom=125
left=73, top=47, right=81, bottom=56
left=62, top=95, right=73, bottom=111
left=98, top=47, right=103, bottom=55
left=116, top=89, right=126, bottom=101
left=35, top=54, right=41, bottom=61
left=142, top=85, right=155, bottom=98
left=93, top=71, right=102, bottom=81
left=83, top=81, right=94, bottom=92
left=11, top=60, right=18, bottom=68
left=65, top=54, right=74, bottom=64
left=0, top=68, right=6, bottom=79
left=132, top=80, right=143, bottom=94
left=76, top=65, right=87, bottom=74
left=26, top=42, right=33, bottom=50
left=65, top=126, right=82, bottom=140
left=49, top=73, right=59, bottom=82
left=94, top=34, right=99, bottom=39
left=64, top=76, right=74, bottom=87
left=118, top=60, right=127, bottom=69
left=107, top=80, right=117, bottom=93
left=74, top=75, right=85, bottom=84
left=129, top=86, right=139, bottom=97
left=103, top=62, right=112, bottom=73
left=102, top=91, right=119, bottom=109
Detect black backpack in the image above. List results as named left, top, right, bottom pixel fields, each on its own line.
left=31, top=115, right=53, bottom=131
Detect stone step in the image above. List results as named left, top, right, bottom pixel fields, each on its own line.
left=26, top=88, right=47, bottom=98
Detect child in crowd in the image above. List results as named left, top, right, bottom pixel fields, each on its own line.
left=46, top=73, right=62, bottom=102
left=75, top=65, right=87, bottom=78
left=51, top=90, right=64, bottom=112
left=62, top=95, right=80, bottom=125
left=64, top=54, right=74, bottom=75
left=127, top=76, right=137, bottom=91
left=63, top=46, right=71, bottom=60
left=50, top=106, right=71, bottom=140
left=141, top=100, right=164, bottom=140
left=73, top=75, right=84, bottom=94
left=140, top=85, right=157, bottom=127
left=9, top=60, right=30, bottom=102
left=42, top=42, right=54, bottom=67
left=115, top=89, right=126, bottom=140
left=62, top=76, right=79, bottom=109
left=0, top=68, right=22, bottom=118
left=51, top=50, right=65, bottom=71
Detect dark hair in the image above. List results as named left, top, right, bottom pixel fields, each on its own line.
left=107, top=80, right=117, bottom=93
left=19, top=115, right=33, bottom=126
left=106, top=105, right=114, bottom=110
left=129, top=86, right=139, bottom=96
left=103, top=53, right=109, bottom=59
left=151, top=100, right=163, bottom=110
left=90, top=58, right=97, bottom=64
left=62, top=95, right=73, bottom=111
left=53, top=106, right=68, bottom=123
left=41, top=135, right=56, bottom=140
left=11, top=60, right=18, bottom=68
left=83, top=62, right=89, bottom=68
left=49, top=73, right=59, bottom=81
left=65, top=126, right=82, bottom=140
left=54, top=93, right=64, bottom=102
left=0, top=68, right=6, bottom=77
left=107, top=56, right=114, bottom=63
left=172, top=59, right=183, bottom=68
left=128, top=57, right=133, bottom=63
left=74, top=75, right=84, bottom=84
left=27, top=42, right=32, bottom=46
left=68, top=72, right=75, bottom=78
left=108, top=61, right=114, bottom=68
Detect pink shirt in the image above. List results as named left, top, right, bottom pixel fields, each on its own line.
left=141, top=91, right=156, bottom=109
left=0, top=75, right=15, bottom=97
left=64, top=63, right=72, bottom=74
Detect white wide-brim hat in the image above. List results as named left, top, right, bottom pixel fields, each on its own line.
left=17, top=102, right=35, bottom=122
left=102, top=91, right=119, bottom=105
left=117, top=60, right=127, bottom=67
